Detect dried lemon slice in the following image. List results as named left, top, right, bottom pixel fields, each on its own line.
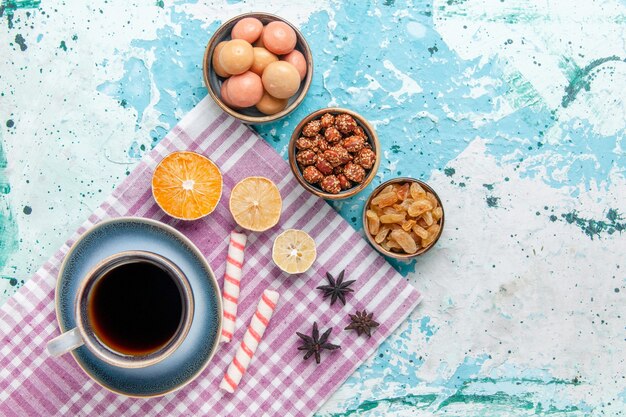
left=229, top=176, right=282, bottom=231
left=152, top=151, right=223, bottom=220
left=272, top=229, right=316, bottom=274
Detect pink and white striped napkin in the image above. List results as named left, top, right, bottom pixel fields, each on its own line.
left=0, top=97, right=422, bottom=416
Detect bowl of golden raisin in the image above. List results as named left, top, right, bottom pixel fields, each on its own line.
left=363, top=178, right=444, bottom=258
left=289, top=108, right=380, bottom=200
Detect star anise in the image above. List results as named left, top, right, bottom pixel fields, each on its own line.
left=316, top=270, right=355, bottom=306
left=345, top=310, right=379, bottom=338
left=296, top=322, right=341, bottom=364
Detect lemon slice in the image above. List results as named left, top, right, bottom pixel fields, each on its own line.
left=229, top=176, right=282, bottom=232
left=272, top=229, right=317, bottom=274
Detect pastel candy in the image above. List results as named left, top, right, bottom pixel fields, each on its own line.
left=220, top=289, right=280, bottom=393
left=220, top=232, right=247, bottom=343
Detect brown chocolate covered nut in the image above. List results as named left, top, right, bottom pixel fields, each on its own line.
left=324, top=127, right=342, bottom=143
left=335, top=114, right=357, bottom=134
left=315, top=158, right=334, bottom=176
left=293, top=112, right=377, bottom=194
left=322, top=149, right=342, bottom=167
left=343, top=162, right=366, bottom=183
left=337, top=174, right=352, bottom=190
left=295, top=137, right=315, bottom=150
left=342, top=135, right=366, bottom=153
left=311, top=134, right=329, bottom=153
left=353, top=126, right=367, bottom=139
left=296, top=149, right=318, bottom=166
left=302, top=166, right=324, bottom=184
left=302, top=120, right=322, bottom=137
left=320, top=175, right=341, bottom=194
left=330, top=145, right=352, bottom=165
left=354, top=148, right=376, bottom=169
left=320, top=113, right=335, bottom=129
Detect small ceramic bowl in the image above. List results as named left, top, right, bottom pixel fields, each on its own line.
left=289, top=108, right=381, bottom=200
left=203, top=12, right=313, bottom=124
left=363, top=177, right=445, bottom=259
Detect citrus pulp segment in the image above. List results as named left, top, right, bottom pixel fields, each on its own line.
left=229, top=176, right=282, bottom=232
left=272, top=229, right=316, bottom=274
left=151, top=151, right=223, bottom=220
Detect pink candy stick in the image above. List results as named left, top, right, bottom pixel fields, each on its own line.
left=220, top=289, right=280, bottom=393
left=221, top=232, right=247, bottom=343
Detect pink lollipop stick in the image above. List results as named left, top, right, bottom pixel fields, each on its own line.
left=221, top=232, right=247, bottom=343
left=220, top=289, right=280, bottom=393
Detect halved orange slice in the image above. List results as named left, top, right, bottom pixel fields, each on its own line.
left=152, top=151, right=223, bottom=220
left=229, top=176, right=282, bottom=232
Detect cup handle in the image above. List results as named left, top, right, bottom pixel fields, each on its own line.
left=46, top=328, right=84, bottom=357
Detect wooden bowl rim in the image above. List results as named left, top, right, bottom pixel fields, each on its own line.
left=288, top=107, right=381, bottom=200
left=202, top=12, right=313, bottom=125
left=362, top=177, right=445, bottom=259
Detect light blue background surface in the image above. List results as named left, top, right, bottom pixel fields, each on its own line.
left=1, top=0, right=624, bottom=415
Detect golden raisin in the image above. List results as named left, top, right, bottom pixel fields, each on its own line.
left=397, top=183, right=410, bottom=200
left=401, top=219, right=416, bottom=232
left=371, top=192, right=398, bottom=208
left=410, top=182, right=426, bottom=200
left=422, top=211, right=434, bottom=226
left=366, top=210, right=380, bottom=235
left=425, top=192, right=438, bottom=208
left=412, top=224, right=429, bottom=240
left=374, top=226, right=390, bottom=244
left=383, top=238, right=403, bottom=251
left=427, top=223, right=440, bottom=238
left=390, top=229, right=417, bottom=254
left=380, top=213, right=405, bottom=224
left=432, top=206, right=443, bottom=221
left=408, top=200, right=433, bottom=217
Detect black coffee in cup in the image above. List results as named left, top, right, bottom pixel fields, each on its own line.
left=88, top=261, right=184, bottom=356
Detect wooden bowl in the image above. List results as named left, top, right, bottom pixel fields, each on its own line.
left=203, top=13, right=313, bottom=124
left=289, top=108, right=381, bottom=200
left=362, top=177, right=445, bottom=259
